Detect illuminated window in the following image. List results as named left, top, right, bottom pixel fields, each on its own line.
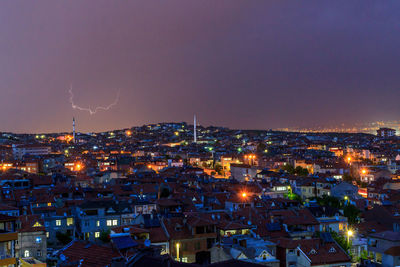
left=67, top=218, right=74, bottom=226
left=95, top=232, right=100, bottom=238
left=181, top=257, right=188, bottom=263
left=33, top=221, right=42, bottom=227
left=47, top=203, right=52, bottom=207
left=36, top=237, right=42, bottom=243
left=46, top=232, right=49, bottom=238
left=24, top=250, right=30, bottom=257
left=112, top=219, right=118, bottom=226
left=96, top=220, right=100, bottom=227
left=106, top=220, right=112, bottom=226
left=56, top=220, right=61, bottom=226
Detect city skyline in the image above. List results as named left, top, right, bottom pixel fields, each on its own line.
left=0, top=2, right=399, bottom=265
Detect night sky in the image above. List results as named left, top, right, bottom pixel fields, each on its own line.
left=2, top=1, right=400, bottom=133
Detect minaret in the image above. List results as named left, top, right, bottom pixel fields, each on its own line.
left=73, top=117, right=76, bottom=144
left=194, top=114, right=197, bottom=143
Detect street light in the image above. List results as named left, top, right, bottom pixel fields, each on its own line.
left=176, top=243, right=180, bottom=261
left=75, top=163, right=82, bottom=171
left=241, top=192, right=251, bottom=225
left=361, top=169, right=367, bottom=174
left=347, top=230, right=353, bottom=244
left=344, top=196, right=349, bottom=206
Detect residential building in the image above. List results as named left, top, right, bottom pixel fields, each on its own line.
left=0, top=214, right=17, bottom=266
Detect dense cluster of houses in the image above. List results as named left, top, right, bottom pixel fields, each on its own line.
left=0, top=124, right=399, bottom=266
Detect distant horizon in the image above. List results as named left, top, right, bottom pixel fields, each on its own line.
left=1, top=119, right=392, bottom=135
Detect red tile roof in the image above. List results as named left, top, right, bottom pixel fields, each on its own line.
left=59, top=240, right=121, bottom=267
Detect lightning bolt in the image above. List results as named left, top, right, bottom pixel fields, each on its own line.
left=69, top=85, right=120, bottom=115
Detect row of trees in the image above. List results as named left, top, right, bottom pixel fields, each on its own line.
left=281, top=164, right=309, bottom=176
left=313, top=195, right=361, bottom=224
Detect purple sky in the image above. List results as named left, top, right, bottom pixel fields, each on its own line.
left=2, top=1, right=400, bottom=133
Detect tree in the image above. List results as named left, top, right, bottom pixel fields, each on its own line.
left=295, top=166, right=309, bottom=176
left=99, top=229, right=111, bottom=243
left=160, top=186, right=170, bottom=198
left=360, top=250, right=371, bottom=260
left=342, top=174, right=353, bottom=183
left=56, top=231, right=72, bottom=245
left=315, top=195, right=341, bottom=209
left=285, top=192, right=302, bottom=202
left=329, top=231, right=352, bottom=253
left=315, top=195, right=360, bottom=224
left=282, top=164, right=295, bottom=175
left=257, top=143, right=267, bottom=152
left=282, top=164, right=309, bottom=176
left=343, top=204, right=361, bottom=224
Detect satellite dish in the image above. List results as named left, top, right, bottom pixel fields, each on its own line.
left=144, top=239, right=151, bottom=247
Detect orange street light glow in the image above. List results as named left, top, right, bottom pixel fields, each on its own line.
left=75, top=163, right=82, bottom=171
left=361, top=169, right=367, bottom=174
left=242, top=192, right=247, bottom=198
